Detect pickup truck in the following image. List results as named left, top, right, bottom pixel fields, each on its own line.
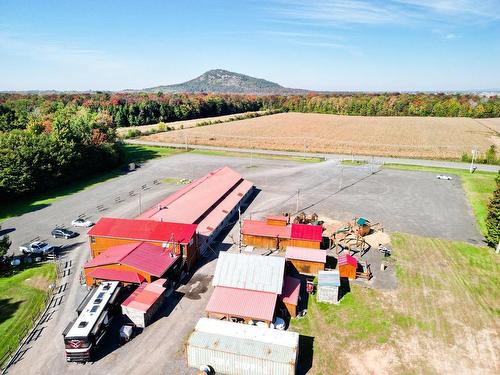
left=19, top=241, right=54, bottom=254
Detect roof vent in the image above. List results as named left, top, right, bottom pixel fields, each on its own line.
left=103, top=283, right=111, bottom=290
left=78, top=321, right=88, bottom=328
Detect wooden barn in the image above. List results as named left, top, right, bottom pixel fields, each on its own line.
left=338, top=254, right=357, bottom=279
left=317, top=270, right=341, bottom=304
left=280, top=275, right=301, bottom=318
left=83, top=242, right=181, bottom=286
left=242, top=219, right=323, bottom=250
left=241, top=219, right=292, bottom=250
left=87, top=218, right=198, bottom=270
left=285, top=246, right=326, bottom=275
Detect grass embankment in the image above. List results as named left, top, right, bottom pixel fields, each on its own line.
left=384, top=164, right=497, bottom=236
left=0, top=144, right=182, bottom=223
left=191, top=149, right=323, bottom=163
left=0, top=263, right=57, bottom=366
left=290, top=233, right=499, bottom=374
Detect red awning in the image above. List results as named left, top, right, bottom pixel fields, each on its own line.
left=205, top=286, right=277, bottom=322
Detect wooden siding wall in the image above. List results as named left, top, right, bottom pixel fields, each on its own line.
left=339, top=264, right=357, bottom=279
left=288, top=259, right=325, bottom=275
left=242, top=234, right=290, bottom=250
left=205, top=311, right=271, bottom=326
left=284, top=301, right=297, bottom=318
left=89, top=236, right=183, bottom=258
left=266, top=218, right=288, bottom=226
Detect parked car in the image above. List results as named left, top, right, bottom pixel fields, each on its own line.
left=51, top=227, right=78, bottom=239
left=436, top=175, right=452, bottom=180
left=19, top=241, right=54, bottom=254
left=71, top=218, right=94, bottom=227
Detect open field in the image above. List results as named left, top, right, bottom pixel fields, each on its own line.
left=116, top=111, right=266, bottom=136
left=0, top=263, right=57, bottom=366
left=290, top=233, right=500, bottom=374
left=141, top=112, right=500, bottom=159
left=384, top=164, right=498, bottom=236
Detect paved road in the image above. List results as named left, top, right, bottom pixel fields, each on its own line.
left=4, top=152, right=484, bottom=375
left=126, top=139, right=500, bottom=172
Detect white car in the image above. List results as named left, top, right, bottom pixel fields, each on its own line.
left=71, top=218, right=94, bottom=227
left=436, top=175, right=452, bottom=180
left=19, top=241, right=54, bottom=254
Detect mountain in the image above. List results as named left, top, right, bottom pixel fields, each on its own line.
left=135, top=69, right=308, bottom=94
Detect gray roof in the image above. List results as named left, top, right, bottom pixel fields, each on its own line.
left=213, top=252, right=285, bottom=294
left=318, top=270, right=341, bottom=287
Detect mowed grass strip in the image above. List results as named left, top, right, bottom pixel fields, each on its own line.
left=0, top=144, right=183, bottom=223
left=383, top=164, right=497, bottom=235
left=190, top=148, right=324, bottom=163
left=290, top=233, right=499, bottom=374
left=0, top=263, right=57, bottom=366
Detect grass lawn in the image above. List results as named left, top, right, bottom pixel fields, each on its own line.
left=0, top=144, right=183, bottom=223
left=290, top=233, right=499, bottom=374
left=0, top=263, right=57, bottom=366
left=384, top=164, right=498, bottom=236
left=190, top=149, right=324, bottom=163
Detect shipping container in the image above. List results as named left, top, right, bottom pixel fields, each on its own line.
left=187, top=318, right=299, bottom=375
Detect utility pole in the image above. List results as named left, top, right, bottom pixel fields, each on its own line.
left=470, top=147, right=478, bottom=173
left=339, top=166, right=343, bottom=191
left=296, top=189, right=300, bottom=213
left=184, top=132, right=188, bottom=151
left=238, top=206, right=242, bottom=253
left=138, top=191, right=142, bottom=215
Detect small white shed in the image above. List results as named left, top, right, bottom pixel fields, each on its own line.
left=317, top=270, right=341, bottom=304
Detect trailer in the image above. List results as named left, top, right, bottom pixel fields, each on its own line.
left=62, top=281, right=122, bottom=362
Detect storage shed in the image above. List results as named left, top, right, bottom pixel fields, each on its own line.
left=280, top=276, right=301, bottom=318
left=121, top=279, right=167, bottom=328
left=242, top=220, right=323, bottom=250
left=187, top=318, right=299, bottom=375
left=285, top=246, right=326, bottom=275
left=338, top=254, right=357, bottom=279
left=317, top=270, right=341, bottom=304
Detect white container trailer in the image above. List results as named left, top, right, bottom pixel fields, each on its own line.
left=187, top=318, right=299, bottom=375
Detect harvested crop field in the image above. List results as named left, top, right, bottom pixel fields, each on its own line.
left=141, top=112, right=500, bottom=159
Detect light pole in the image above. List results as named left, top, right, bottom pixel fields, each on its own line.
left=470, top=147, right=478, bottom=173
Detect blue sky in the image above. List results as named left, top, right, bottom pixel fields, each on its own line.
left=1, top=0, right=499, bottom=91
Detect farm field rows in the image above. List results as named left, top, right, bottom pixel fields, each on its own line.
left=141, top=112, right=500, bottom=159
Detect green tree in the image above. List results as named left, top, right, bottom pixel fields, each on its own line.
left=485, top=173, right=500, bottom=248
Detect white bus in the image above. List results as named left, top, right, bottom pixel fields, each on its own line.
left=62, top=281, right=122, bottom=362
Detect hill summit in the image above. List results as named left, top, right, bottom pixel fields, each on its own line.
left=139, top=69, right=307, bottom=94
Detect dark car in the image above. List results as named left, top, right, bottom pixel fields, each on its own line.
left=51, top=227, right=78, bottom=239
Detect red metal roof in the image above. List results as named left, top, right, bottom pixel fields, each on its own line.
left=338, top=254, right=357, bottom=268
left=290, top=223, right=323, bottom=242
left=281, top=276, right=301, bottom=306
left=136, top=167, right=249, bottom=224
left=285, top=246, right=327, bottom=263
left=241, top=219, right=292, bottom=238
left=121, top=279, right=166, bottom=312
left=87, top=268, right=145, bottom=284
left=197, top=179, right=253, bottom=237
left=85, top=242, right=179, bottom=277
left=205, top=286, right=277, bottom=322
left=84, top=242, right=138, bottom=267
left=88, top=217, right=197, bottom=244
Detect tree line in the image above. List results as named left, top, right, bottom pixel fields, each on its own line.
left=1, top=92, right=499, bottom=201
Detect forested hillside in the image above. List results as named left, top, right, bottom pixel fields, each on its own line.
left=1, top=92, right=499, bottom=200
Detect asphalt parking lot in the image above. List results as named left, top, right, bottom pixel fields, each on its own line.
left=4, top=152, right=483, bottom=375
